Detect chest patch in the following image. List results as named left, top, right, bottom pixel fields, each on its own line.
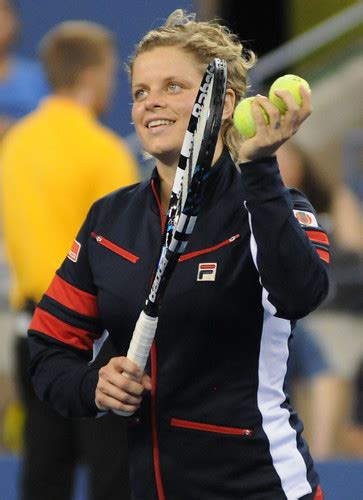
left=197, top=263, right=217, bottom=282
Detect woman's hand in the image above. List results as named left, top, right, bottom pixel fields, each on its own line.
left=238, top=86, right=312, bottom=163
left=95, top=356, right=152, bottom=413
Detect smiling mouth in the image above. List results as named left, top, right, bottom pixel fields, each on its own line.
left=147, top=119, right=175, bottom=128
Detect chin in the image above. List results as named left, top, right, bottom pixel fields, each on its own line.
left=141, top=140, right=179, bottom=164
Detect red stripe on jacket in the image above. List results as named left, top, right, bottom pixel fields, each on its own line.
left=314, top=485, right=324, bottom=499
left=29, top=307, right=95, bottom=350
left=304, top=230, right=330, bottom=263
left=45, top=274, right=99, bottom=318
left=316, top=248, right=330, bottom=264
left=306, top=230, right=329, bottom=245
left=179, top=235, right=240, bottom=262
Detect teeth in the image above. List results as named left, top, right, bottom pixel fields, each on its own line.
left=148, top=119, right=174, bottom=128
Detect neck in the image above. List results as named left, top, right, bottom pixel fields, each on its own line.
left=55, top=87, right=98, bottom=115
left=156, top=136, right=224, bottom=214
left=156, top=163, right=176, bottom=214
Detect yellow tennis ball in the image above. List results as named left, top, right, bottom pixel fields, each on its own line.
left=233, top=96, right=269, bottom=138
left=269, top=74, right=310, bottom=114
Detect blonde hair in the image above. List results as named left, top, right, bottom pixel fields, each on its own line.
left=129, top=9, right=256, bottom=161
left=40, top=21, right=115, bottom=91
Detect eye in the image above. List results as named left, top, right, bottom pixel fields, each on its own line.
left=133, top=88, right=148, bottom=101
left=168, top=82, right=182, bottom=93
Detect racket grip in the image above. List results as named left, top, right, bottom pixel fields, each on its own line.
left=113, top=311, right=158, bottom=417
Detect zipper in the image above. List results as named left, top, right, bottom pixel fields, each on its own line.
left=151, top=178, right=165, bottom=234
left=151, top=346, right=166, bottom=499
left=179, top=234, right=240, bottom=262
left=149, top=180, right=166, bottom=499
left=91, top=232, right=139, bottom=263
left=170, top=417, right=252, bottom=437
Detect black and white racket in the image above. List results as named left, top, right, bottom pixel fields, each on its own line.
left=116, top=58, right=227, bottom=416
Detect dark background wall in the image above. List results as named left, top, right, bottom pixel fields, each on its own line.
left=15, top=0, right=197, bottom=138
left=218, top=0, right=288, bottom=58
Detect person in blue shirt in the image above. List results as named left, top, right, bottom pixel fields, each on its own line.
left=0, top=0, right=48, bottom=138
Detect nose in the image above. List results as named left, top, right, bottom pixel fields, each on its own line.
left=144, top=90, right=167, bottom=111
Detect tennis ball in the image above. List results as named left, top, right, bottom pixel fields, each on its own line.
left=233, top=97, right=269, bottom=138
left=269, top=74, right=310, bottom=114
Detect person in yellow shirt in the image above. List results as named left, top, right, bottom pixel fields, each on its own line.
left=0, top=21, right=138, bottom=500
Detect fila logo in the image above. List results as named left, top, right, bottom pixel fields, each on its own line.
left=197, top=263, right=217, bottom=282
left=68, top=239, right=81, bottom=262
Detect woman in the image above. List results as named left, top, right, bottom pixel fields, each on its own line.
left=28, top=10, right=328, bottom=499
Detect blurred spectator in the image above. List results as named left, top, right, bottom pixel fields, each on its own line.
left=0, top=0, right=47, bottom=462
left=345, top=359, right=363, bottom=458
left=276, top=141, right=332, bottom=216
left=331, top=182, right=363, bottom=255
left=277, top=141, right=363, bottom=312
left=277, top=140, right=363, bottom=457
left=0, top=20, right=139, bottom=500
left=0, top=0, right=48, bottom=139
left=286, top=323, right=345, bottom=459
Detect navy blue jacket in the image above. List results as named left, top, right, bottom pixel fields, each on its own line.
left=28, top=150, right=329, bottom=499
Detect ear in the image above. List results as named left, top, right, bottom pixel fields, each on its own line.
left=222, top=88, right=236, bottom=121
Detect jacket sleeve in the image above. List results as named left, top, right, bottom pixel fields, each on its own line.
left=240, top=156, right=329, bottom=319
left=28, top=204, right=102, bottom=418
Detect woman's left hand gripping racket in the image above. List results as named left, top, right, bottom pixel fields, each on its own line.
left=114, top=58, right=227, bottom=416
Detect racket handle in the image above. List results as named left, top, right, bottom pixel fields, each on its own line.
left=113, top=311, right=158, bottom=417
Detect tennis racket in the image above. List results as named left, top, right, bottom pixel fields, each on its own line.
left=115, top=58, right=227, bottom=416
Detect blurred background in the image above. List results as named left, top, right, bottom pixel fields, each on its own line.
left=0, top=0, right=362, bottom=499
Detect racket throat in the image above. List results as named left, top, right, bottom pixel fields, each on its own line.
left=144, top=299, right=160, bottom=318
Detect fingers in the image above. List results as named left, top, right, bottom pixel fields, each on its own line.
left=249, top=96, right=285, bottom=146
left=142, top=373, right=152, bottom=391
left=108, top=355, right=142, bottom=379
left=95, top=356, right=151, bottom=413
left=253, top=96, right=281, bottom=133
left=95, top=386, right=142, bottom=414
left=274, top=85, right=312, bottom=121
left=266, top=93, right=300, bottom=139
left=298, top=85, right=313, bottom=118
left=256, top=87, right=311, bottom=138
left=238, top=87, right=312, bottom=162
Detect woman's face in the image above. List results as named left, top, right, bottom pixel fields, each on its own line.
left=131, top=46, right=204, bottom=167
